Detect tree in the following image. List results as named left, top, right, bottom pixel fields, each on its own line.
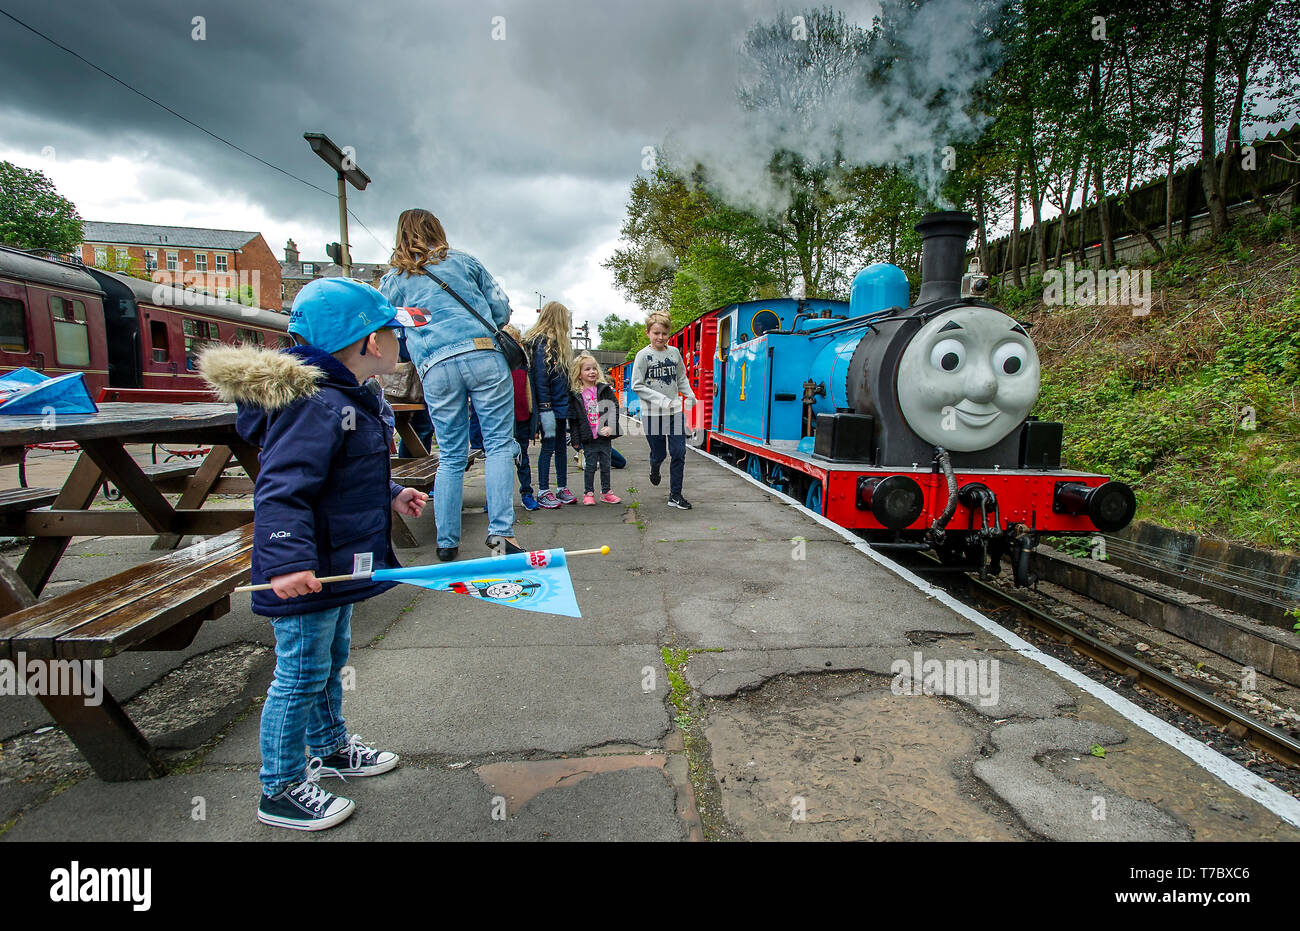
left=0, top=161, right=83, bottom=253
left=597, top=314, right=645, bottom=355
left=91, top=247, right=151, bottom=281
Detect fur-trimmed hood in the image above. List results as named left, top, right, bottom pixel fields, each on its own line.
left=198, top=343, right=327, bottom=411
left=199, top=342, right=385, bottom=451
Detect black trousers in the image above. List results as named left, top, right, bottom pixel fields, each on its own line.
left=582, top=437, right=613, bottom=494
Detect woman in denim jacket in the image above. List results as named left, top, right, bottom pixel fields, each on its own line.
left=378, top=209, right=524, bottom=559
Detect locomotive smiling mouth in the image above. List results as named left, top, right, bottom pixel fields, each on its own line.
left=954, top=402, right=1000, bottom=427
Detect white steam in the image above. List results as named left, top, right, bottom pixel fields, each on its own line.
left=668, top=0, right=1002, bottom=216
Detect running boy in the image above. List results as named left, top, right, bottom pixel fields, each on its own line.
left=200, top=278, right=427, bottom=831
left=630, top=312, right=696, bottom=509
left=568, top=352, right=621, bottom=505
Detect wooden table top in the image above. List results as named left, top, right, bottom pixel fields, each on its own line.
left=0, top=402, right=238, bottom=449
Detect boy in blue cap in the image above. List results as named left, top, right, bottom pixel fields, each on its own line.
left=200, top=278, right=427, bottom=831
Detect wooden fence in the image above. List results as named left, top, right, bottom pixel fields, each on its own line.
left=980, top=123, right=1300, bottom=275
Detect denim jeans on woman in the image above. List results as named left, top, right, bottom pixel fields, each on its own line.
left=422, top=348, right=518, bottom=547
left=260, top=603, right=353, bottom=795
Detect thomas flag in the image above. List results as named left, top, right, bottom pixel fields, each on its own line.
left=372, top=548, right=581, bottom=618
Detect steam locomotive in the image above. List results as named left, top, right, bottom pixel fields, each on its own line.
left=614, top=211, right=1136, bottom=585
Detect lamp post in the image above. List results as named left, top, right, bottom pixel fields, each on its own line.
left=304, top=132, right=371, bottom=277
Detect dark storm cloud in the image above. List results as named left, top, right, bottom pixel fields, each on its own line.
left=1, top=0, right=830, bottom=319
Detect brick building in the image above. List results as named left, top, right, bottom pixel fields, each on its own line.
left=80, top=222, right=282, bottom=310
left=279, top=239, right=390, bottom=312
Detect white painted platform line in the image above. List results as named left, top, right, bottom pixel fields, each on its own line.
left=690, top=443, right=1300, bottom=830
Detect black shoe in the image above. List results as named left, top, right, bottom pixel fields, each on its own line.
left=437, top=547, right=459, bottom=562
left=649, top=461, right=661, bottom=486
left=317, top=734, right=399, bottom=778
left=257, top=759, right=355, bottom=832
left=486, top=536, right=525, bottom=555
left=667, top=494, right=692, bottom=510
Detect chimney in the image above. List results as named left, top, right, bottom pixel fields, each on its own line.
left=285, top=239, right=299, bottom=263
left=914, top=211, right=977, bottom=304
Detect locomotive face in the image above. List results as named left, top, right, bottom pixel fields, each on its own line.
left=895, top=306, right=1040, bottom=453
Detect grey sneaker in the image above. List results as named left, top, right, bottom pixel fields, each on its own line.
left=257, top=758, right=355, bottom=831
left=536, top=490, right=561, bottom=508
left=555, top=487, right=578, bottom=505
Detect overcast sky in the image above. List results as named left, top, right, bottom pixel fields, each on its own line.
left=0, top=0, right=883, bottom=332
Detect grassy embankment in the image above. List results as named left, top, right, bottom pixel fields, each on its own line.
left=993, top=208, right=1300, bottom=553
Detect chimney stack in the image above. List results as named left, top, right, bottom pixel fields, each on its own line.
left=284, top=239, right=299, bottom=263
left=914, top=211, right=977, bottom=305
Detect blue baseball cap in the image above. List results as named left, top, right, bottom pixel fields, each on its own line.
left=288, top=278, right=413, bottom=353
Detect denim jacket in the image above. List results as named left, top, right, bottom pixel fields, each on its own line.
left=377, top=249, right=512, bottom=374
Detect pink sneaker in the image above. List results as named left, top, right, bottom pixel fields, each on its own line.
left=600, top=492, right=622, bottom=504
left=582, top=492, right=596, bottom=505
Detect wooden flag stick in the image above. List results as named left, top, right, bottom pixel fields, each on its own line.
left=234, top=545, right=611, bottom=593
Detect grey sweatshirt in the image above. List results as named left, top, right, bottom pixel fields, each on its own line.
left=631, top=344, right=696, bottom=416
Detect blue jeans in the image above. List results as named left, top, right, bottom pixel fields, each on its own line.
left=537, top=417, right=568, bottom=490
left=469, top=403, right=484, bottom=451
left=514, top=420, right=533, bottom=496
left=423, top=349, right=518, bottom=546
left=260, top=604, right=353, bottom=796
left=644, top=412, right=687, bottom=496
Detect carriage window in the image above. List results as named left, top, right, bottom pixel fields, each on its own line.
left=182, top=318, right=220, bottom=371
left=717, top=316, right=731, bottom=361
left=150, top=320, right=169, bottom=363
left=50, top=297, right=90, bottom=366
left=235, top=327, right=265, bottom=346
left=0, top=297, right=28, bottom=352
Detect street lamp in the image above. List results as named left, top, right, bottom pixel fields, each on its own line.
left=304, top=132, right=371, bottom=277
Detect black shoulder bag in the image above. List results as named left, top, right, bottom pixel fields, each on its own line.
left=421, top=268, right=527, bottom=371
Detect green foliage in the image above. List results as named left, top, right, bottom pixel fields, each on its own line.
left=597, top=314, right=645, bottom=356
left=1033, top=238, right=1300, bottom=551
left=0, top=161, right=83, bottom=253
left=91, top=249, right=151, bottom=281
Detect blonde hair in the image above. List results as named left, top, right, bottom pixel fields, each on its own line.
left=569, top=352, right=607, bottom=391
left=389, top=208, right=450, bottom=275
left=524, top=300, right=573, bottom=372
left=646, top=311, right=672, bottom=333
left=502, top=323, right=530, bottom=363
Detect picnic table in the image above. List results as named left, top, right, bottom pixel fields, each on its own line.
left=0, top=402, right=260, bottom=614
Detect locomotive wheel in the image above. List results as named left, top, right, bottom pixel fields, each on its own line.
left=746, top=455, right=765, bottom=483
left=767, top=464, right=788, bottom=491
left=804, top=480, right=823, bottom=515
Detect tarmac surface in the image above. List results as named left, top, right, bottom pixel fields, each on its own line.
left=2, top=434, right=1299, bottom=841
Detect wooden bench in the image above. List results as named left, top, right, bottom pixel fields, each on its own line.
left=389, top=453, right=439, bottom=547
left=0, top=524, right=254, bottom=780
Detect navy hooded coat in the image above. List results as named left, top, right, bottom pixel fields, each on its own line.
left=200, top=342, right=404, bottom=617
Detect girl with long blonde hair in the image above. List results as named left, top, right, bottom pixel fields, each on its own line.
left=523, top=301, right=577, bottom=507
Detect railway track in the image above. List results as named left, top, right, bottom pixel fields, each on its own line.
left=894, top=549, right=1300, bottom=770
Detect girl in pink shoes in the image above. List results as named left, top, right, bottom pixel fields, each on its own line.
left=568, top=352, right=622, bottom=505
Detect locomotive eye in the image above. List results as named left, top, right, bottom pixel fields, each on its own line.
left=992, top=342, right=1027, bottom=376
left=930, top=339, right=965, bottom=373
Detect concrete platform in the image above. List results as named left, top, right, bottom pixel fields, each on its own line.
left=2, top=432, right=1298, bottom=841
